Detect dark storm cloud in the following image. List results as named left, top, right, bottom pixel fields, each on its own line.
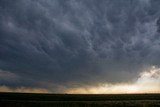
left=0, top=0, right=160, bottom=92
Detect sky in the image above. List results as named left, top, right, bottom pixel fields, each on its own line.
left=0, top=0, right=160, bottom=93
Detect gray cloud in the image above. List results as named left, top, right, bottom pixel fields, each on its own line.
left=0, top=0, right=160, bottom=92
left=0, top=69, right=19, bottom=82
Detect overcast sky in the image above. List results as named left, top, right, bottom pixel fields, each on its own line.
left=0, top=0, right=160, bottom=93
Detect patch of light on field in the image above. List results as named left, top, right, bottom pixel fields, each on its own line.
left=66, top=66, right=160, bottom=94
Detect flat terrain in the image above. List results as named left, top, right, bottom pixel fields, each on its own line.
left=0, top=92, right=160, bottom=107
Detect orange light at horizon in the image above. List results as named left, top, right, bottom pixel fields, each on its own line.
left=66, top=66, right=160, bottom=94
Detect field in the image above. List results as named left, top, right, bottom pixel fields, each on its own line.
left=0, top=92, right=160, bottom=107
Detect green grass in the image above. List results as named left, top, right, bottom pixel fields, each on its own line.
left=0, top=92, right=160, bottom=107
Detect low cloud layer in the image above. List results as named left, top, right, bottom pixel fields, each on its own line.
left=0, top=86, right=49, bottom=93
left=67, top=66, right=160, bottom=94
left=0, top=0, right=160, bottom=92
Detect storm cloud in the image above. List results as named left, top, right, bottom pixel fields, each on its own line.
left=0, top=0, right=160, bottom=92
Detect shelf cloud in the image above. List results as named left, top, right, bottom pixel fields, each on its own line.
left=0, top=0, right=160, bottom=93
left=67, top=66, right=160, bottom=94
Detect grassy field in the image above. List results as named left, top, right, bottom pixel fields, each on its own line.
left=0, top=92, right=160, bottom=107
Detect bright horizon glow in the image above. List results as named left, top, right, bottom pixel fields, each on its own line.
left=66, top=66, right=160, bottom=94
left=0, top=66, right=159, bottom=94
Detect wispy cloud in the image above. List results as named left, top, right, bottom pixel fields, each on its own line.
left=0, top=69, right=19, bottom=82
left=0, top=86, right=49, bottom=93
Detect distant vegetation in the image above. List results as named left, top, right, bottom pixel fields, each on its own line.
left=0, top=92, right=160, bottom=107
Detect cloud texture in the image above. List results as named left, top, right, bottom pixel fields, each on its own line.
left=67, top=66, right=160, bottom=94
left=0, top=0, right=160, bottom=92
